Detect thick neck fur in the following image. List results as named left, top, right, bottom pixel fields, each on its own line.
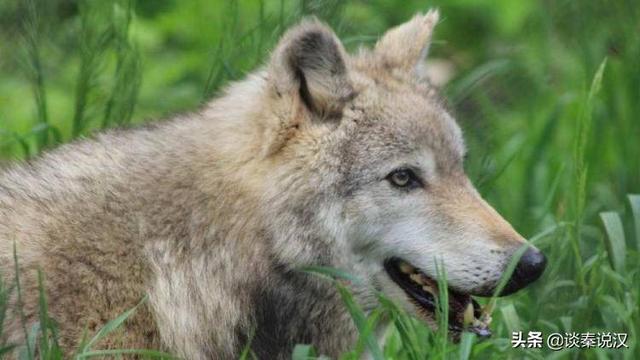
left=142, top=72, right=371, bottom=358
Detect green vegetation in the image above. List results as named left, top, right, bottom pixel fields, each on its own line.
left=0, top=0, right=638, bottom=358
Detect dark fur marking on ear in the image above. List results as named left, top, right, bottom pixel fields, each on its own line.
left=290, top=30, right=346, bottom=77
left=296, top=68, right=317, bottom=114
left=285, top=29, right=352, bottom=118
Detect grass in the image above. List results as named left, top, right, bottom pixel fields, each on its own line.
left=0, top=0, right=639, bottom=359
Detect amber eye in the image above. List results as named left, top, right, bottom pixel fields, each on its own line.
left=387, top=168, right=422, bottom=189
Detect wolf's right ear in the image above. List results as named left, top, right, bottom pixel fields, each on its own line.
left=374, top=9, right=439, bottom=77
left=268, top=19, right=354, bottom=120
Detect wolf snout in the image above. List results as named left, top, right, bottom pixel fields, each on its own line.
left=499, top=247, right=547, bottom=296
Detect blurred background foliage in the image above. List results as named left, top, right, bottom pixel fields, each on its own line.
left=0, top=0, right=639, bottom=358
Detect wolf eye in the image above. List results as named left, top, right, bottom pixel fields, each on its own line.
left=386, top=168, right=422, bottom=189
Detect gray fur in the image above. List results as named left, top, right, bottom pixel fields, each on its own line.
left=0, top=10, right=534, bottom=359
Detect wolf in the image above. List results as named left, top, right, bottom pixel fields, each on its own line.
left=0, top=9, right=546, bottom=359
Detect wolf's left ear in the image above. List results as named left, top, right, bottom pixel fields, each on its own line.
left=268, top=19, right=354, bottom=119
left=374, top=9, right=439, bottom=76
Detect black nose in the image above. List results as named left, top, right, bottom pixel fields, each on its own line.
left=500, top=247, right=547, bottom=296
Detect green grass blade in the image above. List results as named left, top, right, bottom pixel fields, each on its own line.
left=486, top=245, right=529, bottom=315
left=292, top=344, right=317, bottom=360
left=102, top=0, right=141, bottom=128
left=434, top=259, right=449, bottom=358
left=295, top=267, right=382, bottom=359
left=0, top=273, right=13, bottom=348
left=22, top=0, right=50, bottom=151
left=628, top=194, right=640, bottom=250
left=570, top=57, right=608, bottom=289
left=299, top=266, right=364, bottom=285
left=599, top=211, right=626, bottom=272
left=80, top=295, right=148, bottom=352
left=238, top=327, right=256, bottom=360
left=36, top=269, right=50, bottom=356
left=75, top=348, right=174, bottom=359
left=18, top=322, right=40, bottom=360
left=72, top=0, right=114, bottom=137
left=13, top=243, right=32, bottom=360
left=376, top=294, right=422, bottom=360
left=0, top=345, right=17, bottom=357
left=587, top=58, right=607, bottom=103
left=499, top=303, right=521, bottom=333
left=334, top=282, right=384, bottom=360
left=457, top=332, right=475, bottom=360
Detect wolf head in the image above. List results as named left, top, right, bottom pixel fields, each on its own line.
left=248, top=10, right=546, bottom=337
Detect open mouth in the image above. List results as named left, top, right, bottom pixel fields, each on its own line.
left=384, top=257, right=492, bottom=339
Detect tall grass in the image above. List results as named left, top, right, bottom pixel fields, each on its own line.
left=0, top=0, right=638, bottom=359
left=19, top=0, right=53, bottom=154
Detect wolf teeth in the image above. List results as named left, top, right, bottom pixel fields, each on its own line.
left=463, top=302, right=475, bottom=326
left=409, top=273, right=425, bottom=285
left=421, top=284, right=436, bottom=294
left=398, top=262, right=415, bottom=274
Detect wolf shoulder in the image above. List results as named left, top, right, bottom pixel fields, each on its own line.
left=0, top=114, right=220, bottom=248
